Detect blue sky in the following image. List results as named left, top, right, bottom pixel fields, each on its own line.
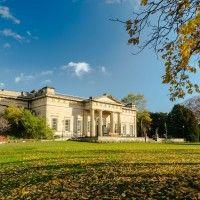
left=0, top=0, right=199, bottom=112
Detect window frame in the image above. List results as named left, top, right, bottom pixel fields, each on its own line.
left=77, top=119, right=82, bottom=133
left=122, top=124, right=126, bottom=135
left=129, top=124, right=134, bottom=136
left=52, top=118, right=58, bottom=131
left=87, top=121, right=90, bottom=133
left=65, top=119, right=70, bottom=132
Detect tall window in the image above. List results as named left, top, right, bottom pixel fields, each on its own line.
left=77, top=120, right=82, bottom=133
left=130, top=124, right=134, bottom=136
left=87, top=121, right=90, bottom=133
left=65, top=119, right=70, bottom=132
left=115, top=124, right=118, bottom=133
left=122, top=124, right=126, bottom=135
left=52, top=118, right=58, bottom=131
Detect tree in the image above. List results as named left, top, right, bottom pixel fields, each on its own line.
left=4, top=105, right=53, bottom=139
left=21, top=109, right=53, bottom=139
left=121, top=93, right=146, bottom=111
left=167, top=104, right=199, bottom=142
left=121, top=93, right=152, bottom=137
left=184, top=95, right=200, bottom=123
left=150, top=112, right=168, bottom=138
left=113, top=0, right=200, bottom=100
left=137, top=110, right=152, bottom=138
left=4, top=105, right=25, bottom=138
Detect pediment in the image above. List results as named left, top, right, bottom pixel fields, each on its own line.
left=93, top=95, right=122, bottom=105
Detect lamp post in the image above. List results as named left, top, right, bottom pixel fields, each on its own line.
left=164, top=122, right=168, bottom=139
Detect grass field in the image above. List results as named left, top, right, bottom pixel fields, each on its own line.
left=0, top=141, right=199, bottom=199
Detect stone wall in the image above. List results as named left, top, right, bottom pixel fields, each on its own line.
left=0, top=90, right=28, bottom=114
left=46, top=96, right=84, bottom=137
left=98, top=136, right=149, bottom=142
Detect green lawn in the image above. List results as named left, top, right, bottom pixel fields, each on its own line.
left=0, top=141, right=199, bottom=199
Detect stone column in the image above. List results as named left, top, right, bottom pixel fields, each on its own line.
left=110, top=112, right=114, bottom=134
left=134, top=115, right=137, bottom=137
left=83, top=110, right=88, bottom=137
left=98, top=110, right=103, bottom=137
left=90, top=109, right=95, bottom=137
left=118, top=112, right=121, bottom=135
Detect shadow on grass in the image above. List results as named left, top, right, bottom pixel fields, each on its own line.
left=0, top=160, right=200, bottom=199
left=1, top=160, right=200, bottom=186
left=176, top=143, right=200, bottom=146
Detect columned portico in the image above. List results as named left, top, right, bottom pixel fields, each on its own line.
left=83, top=94, right=137, bottom=138
left=88, top=109, right=123, bottom=137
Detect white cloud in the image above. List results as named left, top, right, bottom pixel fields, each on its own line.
left=40, top=70, right=53, bottom=76
left=26, top=31, right=31, bottom=36
left=13, top=69, right=54, bottom=84
left=0, top=82, right=5, bottom=88
left=15, top=73, right=34, bottom=83
left=101, top=66, right=110, bottom=75
left=42, top=79, right=52, bottom=85
left=105, top=0, right=139, bottom=5
left=26, top=30, right=39, bottom=40
left=0, top=6, right=20, bottom=24
left=101, top=66, right=106, bottom=74
left=62, top=61, right=91, bottom=77
left=105, top=0, right=125, bottom=4
left=0, top=29, right=25, bottom=42
left=3, top=42, right=11, bottom=49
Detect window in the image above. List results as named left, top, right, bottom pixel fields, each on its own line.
left=115, top=124, right=118, bottom=133
left=77, top=120, right=82, bottom=133
left=52, top=118, right=58, bottom=131
left=122, top=124, right=126, bottom=135
left=103, top=118, right=106, bottom=126
left=87, top=121, right=90, bottom=133
left=65, top=119, right=70, bottom=132
left=130, top=124, right=134, bottom=136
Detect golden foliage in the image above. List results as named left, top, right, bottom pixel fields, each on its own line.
left=126, top=0, right=200, bottom=100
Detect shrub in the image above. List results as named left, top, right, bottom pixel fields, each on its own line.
left=0, top=135, right=7, bottom=142
left=21, top=109, right=53, bottom=139
left=4, top=105, right=53, bottom=139
left=0, top=116, right=11, bottom=134
left=4, top=106, right=25, bottom=138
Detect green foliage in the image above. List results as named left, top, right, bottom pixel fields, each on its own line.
left=4, top=105, right=53, bottom=139
left=121, top=93, right=146, bottom=111
left=137, top=110, right=152, bottom=137
left=122, top=93, right=151, bottom=137
left=4, top=105, right=25, bottom=138
left=21, top=109, right=53, bottom=139
left=167, top=104, right=199, bottom=142
left=0, top=141, right=199, bottom=199
left=150, top=112, right=168, bottom=138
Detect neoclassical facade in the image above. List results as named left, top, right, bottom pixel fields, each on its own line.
left=0, top=87, right=137, bottom=138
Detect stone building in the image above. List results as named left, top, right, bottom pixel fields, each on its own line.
left=0, top=87, right=137, bottom=138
